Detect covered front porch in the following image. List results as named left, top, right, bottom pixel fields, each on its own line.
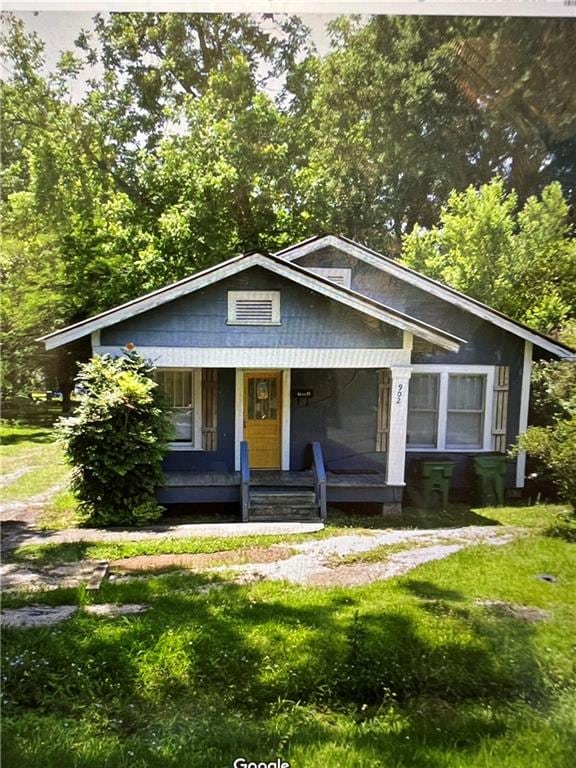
left=158, top=446, right=403, bottom=522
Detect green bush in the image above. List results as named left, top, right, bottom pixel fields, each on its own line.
left=58, top=350, right=173, bottom=526
left=517, top=417, right=576, bottom=510
left=515, top=359, right=576, bottom=510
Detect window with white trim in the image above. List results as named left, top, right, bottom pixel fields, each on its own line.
left=227, top=291, right=281, bottom=325
left=156, top=369, right=202, bottom=448
left=407, top=368, right=493, bottom=451
left=308, top=267, right=352, bottom=289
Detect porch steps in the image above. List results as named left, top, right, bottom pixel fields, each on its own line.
left=248, top=490, right=320, bottom=522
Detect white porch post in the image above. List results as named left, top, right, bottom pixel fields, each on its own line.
left=515, top=341, right=533, bottom=487
left=386, top=366, right=413, bottom=486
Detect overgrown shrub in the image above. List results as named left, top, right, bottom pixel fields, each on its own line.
left=59, top=350, right=173, bottom=526
left=515, top=360, right=576, bottom=510
left=517, top=417, right=576, bottom=510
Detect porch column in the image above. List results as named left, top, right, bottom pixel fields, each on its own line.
left=386, top=366, right=413, bottom=486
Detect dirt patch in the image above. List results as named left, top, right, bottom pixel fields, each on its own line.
left=0, top=481, right=68, bottom=525
left=110, top=545, right=295, bottom=573
left=308, top=545, right=463, bottom=586
left=214, top=529, right=523, bottom=587
left=477, top=599, right=551, bottom=622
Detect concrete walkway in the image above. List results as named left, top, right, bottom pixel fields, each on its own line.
left=1, top=521, right=325, bottom=553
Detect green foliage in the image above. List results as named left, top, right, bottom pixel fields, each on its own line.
left=58, top=351, right=172, bottom=526
left=517, top=417, right=576, bottom=510
left=402, top=179, right=576, bottom=333
left=515, top=360, right=576, bottom=508
left=2, top=10, right=575, bottom=402
left=531, top=360, right=576, bottom=424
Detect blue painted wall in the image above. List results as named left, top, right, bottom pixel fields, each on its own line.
left=102, top=267, right=402, bottom=349
left=290, top=369, right=387, bottom=473
left=162, top=368, right=236, bottom=472
left=297, top=247, right=526, bottom=484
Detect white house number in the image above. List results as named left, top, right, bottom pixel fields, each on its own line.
left=396, top=383, right=404, bottom=405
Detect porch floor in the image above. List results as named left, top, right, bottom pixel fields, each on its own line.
left=162, top=470, right=388, bottom=489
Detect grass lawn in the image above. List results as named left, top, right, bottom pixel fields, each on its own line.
left=0, top=421, right=81, bottom=528
left=2, top=507, right=575, bottom=767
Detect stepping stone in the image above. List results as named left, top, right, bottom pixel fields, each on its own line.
left=1, top=604, right=77, bottom=628
left=83, top=603, right=149, bottom=617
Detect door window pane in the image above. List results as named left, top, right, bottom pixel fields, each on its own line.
left=446, top=375, right=485, bottom=449
left=248, top=377, right=278, bottom=420
left=407, top=374, right=439, bottom=447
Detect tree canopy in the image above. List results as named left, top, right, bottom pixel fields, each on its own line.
left=1, top=11, right=574, bottom=398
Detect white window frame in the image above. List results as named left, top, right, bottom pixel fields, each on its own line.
left=157, top=368, right=203, bottom=450
left=406, top=365, right=495, bottom=452
left=307, top=267, right=352, bottom=289
left=227, top=291, right=281, bottom=325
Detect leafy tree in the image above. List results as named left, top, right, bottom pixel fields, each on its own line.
left=453, top=17, right=576, bottom=209
left=402, top=179, right=576, bottom=333
left=298, top=15, right=576, bottom=251
left=59, top=350, right=173, bottom=526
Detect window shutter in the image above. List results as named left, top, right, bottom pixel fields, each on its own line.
left=492, top=366, right=509, bottom=453
left=202, top=368, right=218, bottom=451
left=376, top=369, right=391, bottom=452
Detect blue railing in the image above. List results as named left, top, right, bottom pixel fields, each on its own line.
left=311, top=441, right=327, bottom=521
left=240, top=441, right=250, bottom=522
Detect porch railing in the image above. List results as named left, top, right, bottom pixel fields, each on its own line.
left=240, top=440, right=250, bottom=522
left=311, top=441, right=327, bottom=521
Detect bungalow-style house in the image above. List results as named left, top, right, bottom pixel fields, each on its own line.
left=40, top=235, right=573, bottom=521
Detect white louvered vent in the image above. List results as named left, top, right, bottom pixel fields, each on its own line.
left=235, top=299, right=273, bottom=323
left=309, top=267, right=352, bottom=288
left=228, top=291, right=281, bottom=325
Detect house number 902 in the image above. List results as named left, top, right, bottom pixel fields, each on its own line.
left=396, top=383, right=404, bottom=404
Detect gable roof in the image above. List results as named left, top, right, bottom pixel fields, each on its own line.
left=277, top=234, right=574, bottom=359
left=39, top=251, right=465, bottom=353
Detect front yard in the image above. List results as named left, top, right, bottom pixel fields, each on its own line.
left=1, top=422, right=575, bottom=767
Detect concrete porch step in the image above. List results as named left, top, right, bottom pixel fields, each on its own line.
left=250, top=491, right=316, bottom=507
left=249, top=508, right=321, bottom=522
left=248, top=490, right=320, bottom=522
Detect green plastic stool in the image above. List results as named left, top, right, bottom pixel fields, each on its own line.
left=473, top=455, right=507, bottom=506
left=420, top=461, right=455, bottom=509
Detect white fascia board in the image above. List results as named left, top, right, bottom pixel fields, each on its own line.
left=41, top=252, right=257, bottom=350
left=94, top=346, right=412, bottom=368
left=42, top=250, right=462, bottom=353
left=278, top=235, right=574, bottom=359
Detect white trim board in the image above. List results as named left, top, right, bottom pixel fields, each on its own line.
left=40, top=251, right=463, bottom=352
left=277, top=235, right=574, bottom=359
left=515, top=341, right=533, bottom=487
left=94, top=346, right=413, bottom=368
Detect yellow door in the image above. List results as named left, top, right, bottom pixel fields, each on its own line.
left=243, top=371, right=282, bottom=469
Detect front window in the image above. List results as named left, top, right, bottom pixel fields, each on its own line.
left=407, top=369, right=490, bottom=451
left=407, top=373, right=439, bottom=448
left=156, top=369, right=201, bottom=446
left=446, top=375, right=485, bottom=448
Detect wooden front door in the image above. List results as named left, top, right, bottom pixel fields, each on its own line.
left=243, top=371, right=282, bottom=469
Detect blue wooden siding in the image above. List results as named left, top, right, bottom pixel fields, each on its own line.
left=101, top=267, right=403, bottom=349
left=296, top=247, right=525, bottom=462
left=290, top=369, right=387, bottom=473
left=162, top=368, right=236, bottom=473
